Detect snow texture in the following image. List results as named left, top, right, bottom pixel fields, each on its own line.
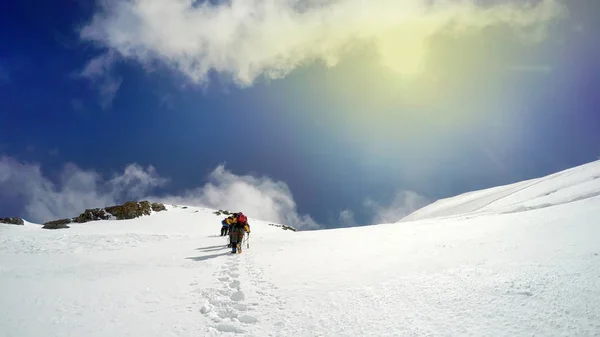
left=1, top=161, right=600, bottom=336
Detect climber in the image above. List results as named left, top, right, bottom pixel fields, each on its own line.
left=221, top=216, right=236, bottom=244
left=227, top=213, right=241, bottom=247
left=220, top=217, right=230, bottom=236
left=230, top=212, right=250, bottom=253
left=229, top=222, right=244, bottom=254
left=240, top=215, right=250, bottom=236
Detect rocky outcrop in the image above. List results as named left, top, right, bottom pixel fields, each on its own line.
left=105, top=201, right=152, bottom=220
left=42, top=218, right=72, bottom=229
left=37, top=200, right=167, bottom=229
left=74, top=208, right=111, bottom=223
left=0, top=217, right=24, bottom=226
left=151, top=202, right=167, bottom=212
left=213, top=209, right=232, bottom=216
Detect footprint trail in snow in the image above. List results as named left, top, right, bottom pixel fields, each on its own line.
left=196, top=254, right=260, bottom=335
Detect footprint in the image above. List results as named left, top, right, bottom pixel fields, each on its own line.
left=218, top=289, right=231, bottom=296
left=227, top=272, right=240, bottom=278
left=199, top=300, right=211, bottom=314
left=230, top=291, right=245, bottom=302
left=218, top=310, right=239, bottom=319
left=216, top=323, right=244, bottom=333
left=239, top=315, right=258, bottom=324
left=229, top=280, right=241, bottom=290
left=217, top=276, right=230, bottom=282
left=234, top=303, right=248, bottom=311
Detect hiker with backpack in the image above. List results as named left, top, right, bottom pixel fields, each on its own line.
left=229, top=212, right=251, bottom=254
left=226, top=215, right=238, bottom=247
left=221, top=215, right=235, bottom=236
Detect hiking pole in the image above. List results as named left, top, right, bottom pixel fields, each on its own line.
left=247, top=233, right=250, bottom=249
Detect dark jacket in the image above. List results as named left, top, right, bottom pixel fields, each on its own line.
left=229, top=223, right=246, bottom=243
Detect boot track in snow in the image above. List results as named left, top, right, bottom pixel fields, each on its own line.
left=192, top=240, right=292, bottom=336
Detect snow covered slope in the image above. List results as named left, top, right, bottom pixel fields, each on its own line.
left=401, top=159, right=600, bottom=222
left=1, top=161, right=600, bottom=336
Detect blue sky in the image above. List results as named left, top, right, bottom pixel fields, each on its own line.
left=1, top=0, right=599, bottom=229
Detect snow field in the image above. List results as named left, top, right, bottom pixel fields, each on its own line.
left=1, top=160, right=600, bottom=336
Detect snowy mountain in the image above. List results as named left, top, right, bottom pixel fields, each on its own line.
left=400, top=159, right=600, bottom=223
left=1, top=161, right=600, bottom=336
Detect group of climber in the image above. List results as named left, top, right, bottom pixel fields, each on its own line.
left=220, top=212, right=251, bottom=254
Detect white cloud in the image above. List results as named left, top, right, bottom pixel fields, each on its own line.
left=336, top=190, right=430, bottom=226
left=0, top=156, right=430, bottom=229
left=364, top=190, right=429, bottom=224
left=338, top=208, right=358, bottom=227
left=79, top=0, right=566, bottom=88
left=0, top=157, right=319, bottom=230
left=78, top=52, right=123, bottom=109
left=107, top=164, right=169, bottom=200
left=0, top=156, right=166, bottom=223
left=151, top=164, right=320, bottom=230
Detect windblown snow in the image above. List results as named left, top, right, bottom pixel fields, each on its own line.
left=1, top=161, right=600, bottom=336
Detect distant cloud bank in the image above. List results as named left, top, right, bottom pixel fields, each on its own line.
left=0, top=156, right=319, bottom=230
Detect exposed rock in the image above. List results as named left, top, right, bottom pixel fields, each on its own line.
left=0, top=217, right=24, bottom=226
left=42, top=218, right=72, bottom=229
left=74, top=208, right=111, bottom=223
left=151, top=202, right=167, bottom=212
left=35, top=200, right=167, bottom=230
left=214, top=209, right=232, bottom=216
left=105, top=201, right=152, bottom=220
left=268, top=223, right=297, bottom=232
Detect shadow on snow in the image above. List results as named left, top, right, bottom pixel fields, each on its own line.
left=186, top=252, right=231, bottom=262
left=196, top=244, right=227, bottom=251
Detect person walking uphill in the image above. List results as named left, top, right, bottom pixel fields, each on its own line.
left=230, top=212, right=250, bottom=254
left=221, top=216, right=235, bottom=237
left=220, top=218, right=228, bottom=236
left=229, top=222, right=245, bottom=254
